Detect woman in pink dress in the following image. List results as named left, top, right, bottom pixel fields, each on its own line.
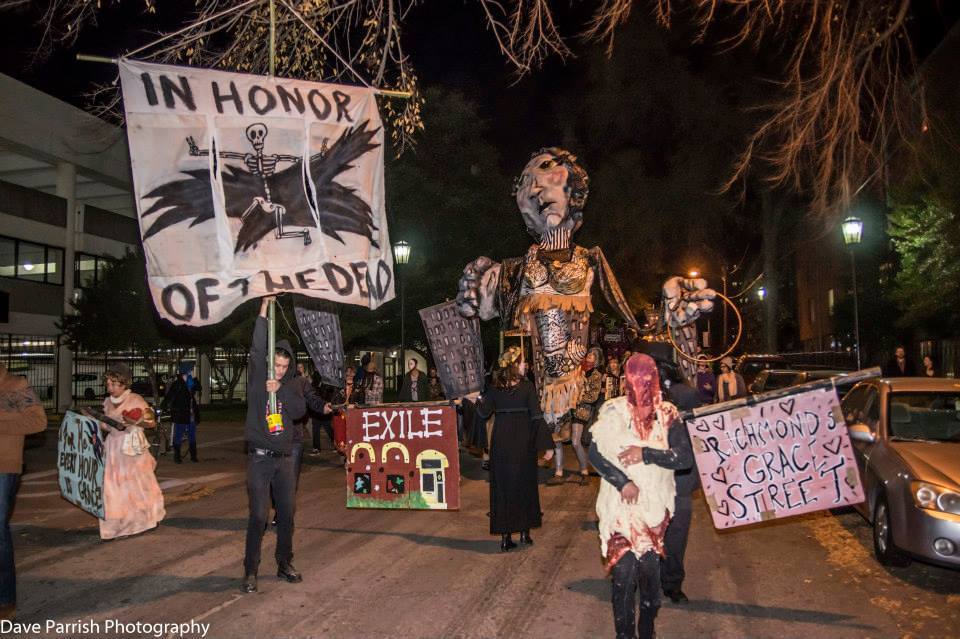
left=98, top=363, right=165, bottom=540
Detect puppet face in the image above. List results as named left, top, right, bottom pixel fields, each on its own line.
left=515, top=152, right=577, bottom=238
left=625, top=354, right=659, bottom=435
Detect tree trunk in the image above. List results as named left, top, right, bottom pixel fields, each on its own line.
left=761, top=190, right=783, bottom=353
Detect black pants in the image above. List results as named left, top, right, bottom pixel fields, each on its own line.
left=661, top=493, right=693, bottom=592
left=611, top=550, right=660, bottom=639
left=312, top=417, right=333, bottom=451
left=244, top=452, right=296, bottom=574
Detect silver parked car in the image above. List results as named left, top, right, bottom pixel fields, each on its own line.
left=842, top=377, right=960, bottom=568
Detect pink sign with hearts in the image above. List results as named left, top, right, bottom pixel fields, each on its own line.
left=686, top=386, right=865, bottom=529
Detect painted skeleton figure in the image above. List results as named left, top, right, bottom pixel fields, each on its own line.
left=186, top=123, right=317, bottom=245
left=457, top=148, right=638, bottom=425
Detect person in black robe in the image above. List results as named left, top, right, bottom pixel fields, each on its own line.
left=477, top=350, right=554, bottom=551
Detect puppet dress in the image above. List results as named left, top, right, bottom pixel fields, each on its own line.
left=477, top=380, right=554, bottom=534
left=592, top=397, right=677, bottom=571
left=99, top=391, right=166, bottom=540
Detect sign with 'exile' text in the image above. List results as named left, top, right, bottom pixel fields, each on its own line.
left=119, top=59, right=393, bottom=325
left=686, top=386, right=864, bottom=529
left=58, top=411, right=105, bottom=518
left=344, top=403, right=460, bottom=510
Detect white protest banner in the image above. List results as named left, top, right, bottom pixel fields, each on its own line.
left=58, top=411, right=105, bottom=518
left=118, top=59, right=394, bottom=325
left=687, top=385, right=865, bottom=529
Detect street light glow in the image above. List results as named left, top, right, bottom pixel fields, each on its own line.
left=392, top=240, right=411, bottom=265
left=757, top=286, right=766, bottom=300
left=688, top=270, right=700, bottom=278
left=841, top=216, right=863, bottom=246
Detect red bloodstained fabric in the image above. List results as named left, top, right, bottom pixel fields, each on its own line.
left=623, top=354, right=661, bottom=440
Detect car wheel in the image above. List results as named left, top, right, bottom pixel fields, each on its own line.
left=84, top=388, right=95, bottom=400
left=873, top=494, right=910, bottom=567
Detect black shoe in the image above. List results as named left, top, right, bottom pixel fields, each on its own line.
left=500, top=534, right=517, bottom=552
left=481, top=460, right=490, bottom=471
left=189, top=442, right=199, bottom=463
left=173, top=446, right=182, bottom=464
left=518, top=530, right=533, bottom=546
left=664, top=588, right=689, bottom=604
left=240, top=573, right=257, bottom=593
left=277, top=561, right=303, bottom=583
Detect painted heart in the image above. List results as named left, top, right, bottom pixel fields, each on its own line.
left=778, top=398, right=796, bottom=415
left=712, top=415, right=726, bottom=431
left=122, top=408, right=143, bottom=422
left=694, top=420, right=710, bottom=432
left=710, top=467, right=728, bottom=484
left=716, top=500, right=730, bottom=517
left=823, top=436, right=842, bottom=456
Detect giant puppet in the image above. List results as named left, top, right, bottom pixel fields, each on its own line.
left=456, top=148, right=715, bottom=427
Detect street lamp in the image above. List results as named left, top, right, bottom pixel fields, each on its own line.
left=757, top=286, right=766, bottom=301
left=688, top=269, right=700, bottom=278
left=841, top=216, right=863, bottom=369
left=392, top=240, right=411, bottom=389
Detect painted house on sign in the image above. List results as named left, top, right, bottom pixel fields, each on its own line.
left=345, top=403, right=460, bottom=510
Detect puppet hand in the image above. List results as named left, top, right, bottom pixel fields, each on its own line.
left=456, top=256, right=495, bottom=317
left=662, top=276, right=716, bottom=327
left=620, top=481, right=640, bottom=504
left=266, top=379, right=281, bottom=393
left=617, top=445, right=645, bottom=466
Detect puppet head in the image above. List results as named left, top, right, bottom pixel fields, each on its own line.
left=513, top=147, right=589, bottom=239
left=624, top=354, right=661, bottom=439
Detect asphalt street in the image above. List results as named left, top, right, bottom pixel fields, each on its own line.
left=8, top=419, right=960, bottom=639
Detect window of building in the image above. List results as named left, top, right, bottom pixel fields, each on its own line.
left=74, top=253, right=114, bottom=289
left=0, top=236, right=65, bottom=285
left=17, top=242, right=45, bottom=282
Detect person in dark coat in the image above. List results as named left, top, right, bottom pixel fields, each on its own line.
left=477, top=349, right=554, bottom=551
left=162, top=362, right=201, bottom=464
left=398, top=358, right=429, bottom=402
left=882, top=345, right=917, bottom=377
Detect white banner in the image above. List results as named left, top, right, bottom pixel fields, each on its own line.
left=119, top=59, right=394, bottom=325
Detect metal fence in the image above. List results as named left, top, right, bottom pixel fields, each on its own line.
left=0, top=334, right=59, bottom=409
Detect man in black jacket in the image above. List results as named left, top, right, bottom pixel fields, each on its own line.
left=242, top=297, right=307, bottom=594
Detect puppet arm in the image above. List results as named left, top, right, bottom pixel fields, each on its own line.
left=456, top=257, right=502, bottom=321
left=589, top=247, right=640, bottom=332
left=588, top=441, right=631, bottom=491
left=641, top=418, right=693, bottom=470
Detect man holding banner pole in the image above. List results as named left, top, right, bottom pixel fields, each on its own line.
left=242, top=296, right=307, bottom=594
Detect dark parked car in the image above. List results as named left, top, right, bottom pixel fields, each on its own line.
left=735, top=354, right=794, bottom=386
left=131, top=374, right=168, bottom=399
left=749, top=369, right=852, bottom=395
left=843, top=377, right=960, bottom=568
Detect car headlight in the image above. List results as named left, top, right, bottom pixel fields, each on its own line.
left=911, top=481, right=960, bottom=515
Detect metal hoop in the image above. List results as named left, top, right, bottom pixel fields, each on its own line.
left=666, top=291, right=743, bottom=364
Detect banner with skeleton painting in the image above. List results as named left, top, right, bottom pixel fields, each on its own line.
left=119, top=59, right=393, bottom=325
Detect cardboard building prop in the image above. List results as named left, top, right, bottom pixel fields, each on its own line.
left=295, top=305, right=345, bottom=388
left=419, top=300, right=485, bottom=398
left=345, top=403, right=460, bottom=510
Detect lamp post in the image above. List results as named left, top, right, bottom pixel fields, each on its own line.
left=841, top=216, right=863, bottom=369
left=392, top=240, right=411, bottom=387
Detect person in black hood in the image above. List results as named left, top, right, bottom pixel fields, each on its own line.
left=241, top=297, right=307, bottom=594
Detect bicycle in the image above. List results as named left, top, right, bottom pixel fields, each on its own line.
left=150, top=407, right=172, bottom=459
